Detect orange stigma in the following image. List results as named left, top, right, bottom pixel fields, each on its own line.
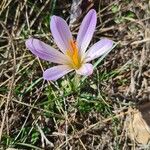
left=66, top=40, right=81, bottom=69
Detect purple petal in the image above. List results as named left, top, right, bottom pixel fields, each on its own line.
left=77, top=9, right=97, bottom=54
left=76, top=63, right=93, bottom=76
left=26, top=38, right=68, bottom=64
left=50, top=16, right=73, bottom=53
left=43, top=65, right=72, bottom=81
left=85, top=38, right=114, bottom=62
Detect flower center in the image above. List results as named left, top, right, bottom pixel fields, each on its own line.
left=66, top=40, right=81, bottom=69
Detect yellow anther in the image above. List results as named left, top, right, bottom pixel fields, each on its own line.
left=66, top=40, right=81, bottom=69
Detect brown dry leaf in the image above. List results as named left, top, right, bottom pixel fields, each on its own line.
left=69, top=0, right=94, bottom=26
left=127, top=104, right=150, bottom=144
left=69, top=0, right=82, bottom=26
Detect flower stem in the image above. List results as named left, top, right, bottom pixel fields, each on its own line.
left=72, top=74, right=81, bottom=91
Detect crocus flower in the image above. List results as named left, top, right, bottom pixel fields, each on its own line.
left=26, top=9, right=113, bottom=81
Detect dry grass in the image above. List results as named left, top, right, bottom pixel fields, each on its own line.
left=0, top=0, right=150, bottom=149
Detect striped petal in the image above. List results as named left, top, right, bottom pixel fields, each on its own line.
left=85, top=38, right=114, bottom=62
left=43, top=65, right=72, bottom=81
left=50, top=16, right=73, bottom=53
left=26, top=38, right=68, bottom=64
left=76, top=63, right=93, bottom=76
left=77, top=9, right=97, bottom=54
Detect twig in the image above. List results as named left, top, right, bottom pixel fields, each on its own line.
left=36, top=123, right=54, bottom=148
